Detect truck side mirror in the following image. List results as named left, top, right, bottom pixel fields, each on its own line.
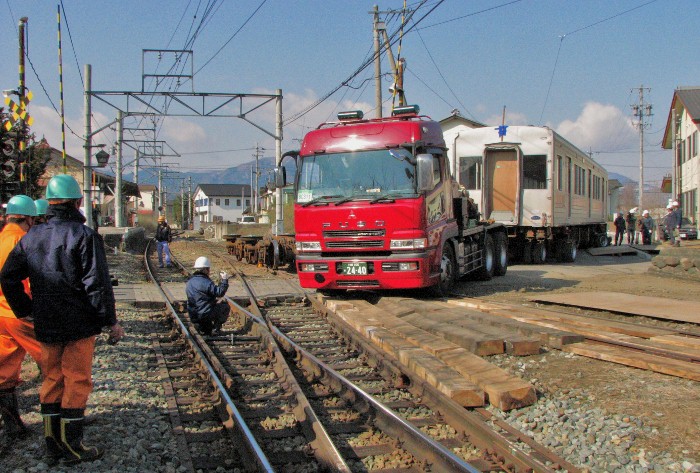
left=274, top=167, right=287, bottom=188
left=416, top=154, right=434, bottom=192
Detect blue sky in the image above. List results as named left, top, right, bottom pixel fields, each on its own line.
left=2, top=0, right=698, bottom=186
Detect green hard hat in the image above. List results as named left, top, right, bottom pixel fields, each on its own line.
left=6, top=195, right=38, bottom=217
left=45, top=174, right=82, bottom=200
left=34, top=198, right=49, bottom=216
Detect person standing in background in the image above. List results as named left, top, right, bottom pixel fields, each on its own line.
left=624, top=209, right=637, bottom=245
left=613, top=212, right=626, bottom=246
left=155, top=215, right=172, bottom=268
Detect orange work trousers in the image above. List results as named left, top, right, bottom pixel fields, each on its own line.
left=0, top=317, right=42, bottom=390
left=39, top=337, right=96, bottom=410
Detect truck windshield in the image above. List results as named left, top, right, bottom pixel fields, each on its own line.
left=296, top=149, right=417, bottom=204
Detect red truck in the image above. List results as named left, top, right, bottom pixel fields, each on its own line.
left=278, top=105, right=507, bottom=296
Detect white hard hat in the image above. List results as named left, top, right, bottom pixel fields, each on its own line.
left=672, top=201, right=679, bottom=206
left=667, top=204, right=673, bottom=209
left=630, top=207, right=637, bottom=214
left=642, top=210, right=649, bottom=215
left=193, top=256, right=211, bottom=269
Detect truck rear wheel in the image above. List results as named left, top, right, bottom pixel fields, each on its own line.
left=475, top=234, right=495, bottom=280
left=558, top=240, right=577, bottom=262
left=429, top=242, right=456, bottom=297
left=532, top=241, right=547, bottom=264
left=493, top=232, right=508, bottom=276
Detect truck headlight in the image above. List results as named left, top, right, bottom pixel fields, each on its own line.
left=390, top=238, right=427, bottom=250
left=295, top=241, right=322, bottom=252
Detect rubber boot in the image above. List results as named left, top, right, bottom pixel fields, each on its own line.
left=0, top=388, right=28, bottom=440
left=41, top=403, right=64, bottom=465
left=60, top=408, right=103, bottom=464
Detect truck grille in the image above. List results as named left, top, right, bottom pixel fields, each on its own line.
left=326, top=240, right=384, bottom=248
left=336, top=280, right=380, bottom=287
left=323, top=229, right=385, bottom=238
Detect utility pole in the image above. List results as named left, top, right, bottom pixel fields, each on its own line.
left=372, top=5, right=382, bottom=118
left=115, top=110, right=124, bottom=227
left=180, top=180, right=185, bottom=228
left=133, top=150, right=139, bottom=226
left=631, top=85, right=652, bottom=211
left=17, top=17, right=28, bottom=191
left=158, top=168, right=163, bottom=215
left=188, top=176, right=192, bottom=230
left=84, top=64, right=94, bottom=229
left=253, top=143, right=263, bottom=215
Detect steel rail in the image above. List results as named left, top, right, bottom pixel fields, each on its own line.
left=229, top=274, right=481, bottom=473
left=143, top=240, right=274, bottom=473
left=166, top=246, right=352, bottom=472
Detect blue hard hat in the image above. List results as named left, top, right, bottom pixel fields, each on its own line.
left=34, top=198, right=49, bottom=216
left=45, top=174, right=82, bottom=200
left=6, top=195, right=38, bottom=217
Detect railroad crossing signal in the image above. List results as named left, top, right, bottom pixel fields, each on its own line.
left=3, top=89, right=33, bottom=132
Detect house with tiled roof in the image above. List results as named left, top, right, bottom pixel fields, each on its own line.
left=193, top=183, right=252, bottom=225
left=662, top=87, right=700, bottom=225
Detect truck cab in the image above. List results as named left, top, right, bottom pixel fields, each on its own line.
left=287, top=106, right=505, bottom=294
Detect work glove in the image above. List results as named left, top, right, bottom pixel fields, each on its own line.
left=220, top=271, right=229, bottom=281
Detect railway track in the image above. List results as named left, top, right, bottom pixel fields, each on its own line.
left=165, top=239, right=582, bottom=472
left=148, top=241, right=481, bottom=471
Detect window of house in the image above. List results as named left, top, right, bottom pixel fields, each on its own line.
left=236, top=199, right=241, bottom=207
left=522, top=154, right=547, bottom=189
left=203, top=198, right=208, bottom=206
left=215, top=198, right=221, bottom=205
left=245, top=199, right=250, bottom=206
left=225, top=199, right=229, bottom=206
left=459, top=156, right=482, bottom=190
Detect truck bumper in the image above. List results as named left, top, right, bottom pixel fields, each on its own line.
left=296, top=251, right=435, bottom=290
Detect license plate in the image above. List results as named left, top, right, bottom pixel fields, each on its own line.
left=341, top=262, right=367, bottom=275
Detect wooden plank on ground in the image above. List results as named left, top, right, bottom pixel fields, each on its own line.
left=563, top=341, right=700, bottom=381
left=587, top=246, right=638, bottom=256
left=529, top=291, right=700, bottom=325
left=445, top=300, right=585, bottom=347
left=438, top=348, right=536, bottom=410
left=402, top=313, right=504, bottom=355
left=487, top=303, right=675, bottom=339
left=650, top=334, right=700, bottom=350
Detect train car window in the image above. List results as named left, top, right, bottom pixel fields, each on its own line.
left=557, top=156, right=563, bottom=191
left=523, top=155, right=547, bottom=189
left=459, top=156, right=482, bottom=190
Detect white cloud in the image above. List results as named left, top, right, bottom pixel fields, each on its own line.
left=160, top=118, right=206, bottom=144
left=555, top=102, right=636, bottom=152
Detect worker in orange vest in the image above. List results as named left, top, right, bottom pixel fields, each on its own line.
left=0, top=195, right=41, bottom=443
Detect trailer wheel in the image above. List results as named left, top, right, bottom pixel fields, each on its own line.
left=429, top=242, right=457, bottom=297
left=475, top=234, right=495, bottom=280
left=532, top=241, right=547, bottom=264
left=558, top=240, right=577, bottom=262
left=597, top=233, right=609, bottom=248
left=493, top=232, right=508, bottom=276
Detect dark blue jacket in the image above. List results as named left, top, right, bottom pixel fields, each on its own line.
left=186, top=272, right=228, bottom=320
left=0, top=203, right=117, bottom=343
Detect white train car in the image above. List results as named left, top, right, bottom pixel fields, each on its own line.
left=443, top=125, right=609, bottom=262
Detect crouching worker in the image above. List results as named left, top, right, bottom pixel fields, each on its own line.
left=0, top=175, right=124, bottom=465
left=186, top=256, right=229, bottom=336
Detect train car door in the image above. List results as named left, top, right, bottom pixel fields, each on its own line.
left=484, top=147, right=519, bottom=224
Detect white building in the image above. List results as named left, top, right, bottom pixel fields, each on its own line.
left=193, top=183, right=252, bottom=225
left=663, top=87, right=700, bottom=225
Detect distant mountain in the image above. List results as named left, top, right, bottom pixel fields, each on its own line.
left=121, top=156, right=294, bottom=190
left=609, top=172, right=634, bottom=184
